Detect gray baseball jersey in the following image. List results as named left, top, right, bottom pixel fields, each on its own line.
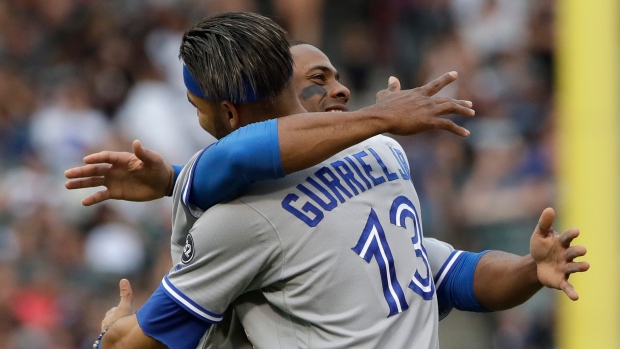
left=166, top=135, right=457, bottom=349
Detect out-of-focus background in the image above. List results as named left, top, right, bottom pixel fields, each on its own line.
left=0, top=0, right=615, bottom=348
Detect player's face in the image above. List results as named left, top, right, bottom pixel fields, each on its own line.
left=291, top=44, right=350, bottom=113
left=187, top=92, right=231, bottom=139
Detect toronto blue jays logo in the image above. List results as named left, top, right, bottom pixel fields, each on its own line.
left=182, top=234, right=195, bottom=264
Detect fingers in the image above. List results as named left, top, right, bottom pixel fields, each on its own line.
left=432, top=119, right=470, bottom=137
left=81, top=189, right=111, bottom=206
left=387, top=76, right=401, bottom=92
left=132, top=140, right=149, bottom=163
left=65, top=164, right=111, bottom=180
left=561, top=281, right=579, bottom=301
left=565, top=244, right=587, bottom=261
left=102, top=307, right=118, bottom=331
left=436, top=100, right=476, bottom=117
left=105, top=307, right=117, bottom=318
left=83, top=151, right=124, bottom=165
left=434, top=98, right=473, bottom=109
left=535, top=207, right=555, bottom=236
left=133, top=139, right=161, bottom=166
left=100, top=279, right=134, bottom=331
left=559, top=228, right=580, bottom=248
left=65, top=177, right=106, bottom=190
left=421, top=71, right=458, bottom=97
left=565, top=261, right=590, bottom=274
left=117, top=279, right=134, bottom=311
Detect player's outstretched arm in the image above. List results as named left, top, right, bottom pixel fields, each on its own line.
left=530, top=207, right=589, bottom=300
left=278, top=71, right=475, bottom=174
left=64, top=140, right=175, bottom=206
left=472, top=208, right=589, bottom=311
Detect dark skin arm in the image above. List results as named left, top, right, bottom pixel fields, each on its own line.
left=473, top=208, right=590, bottom=311
left=279, top=72, right=473, bottom=174
left=65, top=72, right=473, bottom=206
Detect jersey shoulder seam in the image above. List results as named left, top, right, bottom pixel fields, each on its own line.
left=235, top=198, right=286, bottom=283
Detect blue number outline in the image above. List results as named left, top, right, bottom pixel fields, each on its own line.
left=353, top=196, right=435, bottom=317
left=352, top=209, right=409, bottom=316
left=389, top=196, right=435, bottom=300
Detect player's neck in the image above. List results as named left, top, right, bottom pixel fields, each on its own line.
left=234, top=84, right=306, bottom=128
left=268, top=85, right=307, bottom=118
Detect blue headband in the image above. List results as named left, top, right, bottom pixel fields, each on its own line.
left=183, top=64, right=206, bottom=99
left=182, top=64, right=260, bottom=103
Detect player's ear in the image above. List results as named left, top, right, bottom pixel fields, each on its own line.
left=221, top=101, right=240, bottom=130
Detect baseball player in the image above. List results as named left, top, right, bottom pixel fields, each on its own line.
left=70, top=44, right=478, bottom=349
left=91, top=13, right=588, bottom=349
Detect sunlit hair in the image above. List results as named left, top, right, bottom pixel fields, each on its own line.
left=180, top=12, right=292, bottom=103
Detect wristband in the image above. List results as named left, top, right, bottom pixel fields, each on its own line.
left=93, top=328, right=109, bottom=349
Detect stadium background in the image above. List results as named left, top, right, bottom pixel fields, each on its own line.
left=0, top=0, right=615, bottom=348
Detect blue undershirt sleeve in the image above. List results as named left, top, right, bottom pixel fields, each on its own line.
left=189, top=119, right=284, bottom=211
left=435, top=250, right=491, bottom=314
left=136, top=283, right=212, bottom=349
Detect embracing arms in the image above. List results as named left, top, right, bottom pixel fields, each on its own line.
left=65, top=72, right=474, bottom=207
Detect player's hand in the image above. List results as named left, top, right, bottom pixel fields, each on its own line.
left=530, top=207, right=590, bottom=300
left=65, top=140, right=174, bottom=206
left=369, top=72, right=474, bottom=137
left=375, top=75, right=403, bottom=102
left=101, top=279, right=134, bottom=331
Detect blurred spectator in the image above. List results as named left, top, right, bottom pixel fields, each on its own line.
left=29, top=80, right=112, bottom=175
left=83, top=206, right=145, bottom=277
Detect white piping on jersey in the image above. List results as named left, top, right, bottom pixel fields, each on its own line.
left=182, top=149, right=206, bottom=219
left=162, top=277, right=223, bottom=323
left=435, top=250, right=463, bottom=289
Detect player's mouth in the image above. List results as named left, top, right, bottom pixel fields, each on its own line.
left=325, top=104, right=348, bottom=113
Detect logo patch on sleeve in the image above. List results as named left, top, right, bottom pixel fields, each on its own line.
left=181, top=234, right=195, bottom=264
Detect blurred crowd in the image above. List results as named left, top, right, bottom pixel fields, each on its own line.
left=0, top=0, right=557, bottom=348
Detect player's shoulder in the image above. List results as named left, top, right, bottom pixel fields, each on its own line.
left=188, top=199, right=282, bottom=262
left=193, top=199, right=275, bottom=237
left=358, top=134, right=405, bottom=150
left=423, top=237, right=455, bottom=256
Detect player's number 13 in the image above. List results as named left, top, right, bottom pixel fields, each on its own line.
left=352, top=196, right=434, bottom=317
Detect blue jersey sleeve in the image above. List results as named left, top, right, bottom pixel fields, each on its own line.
left=136, top=282, right=213, bottom=349
left=435, top=250, right=491, bottom=315
left=188, top=119, right=284, bottom=211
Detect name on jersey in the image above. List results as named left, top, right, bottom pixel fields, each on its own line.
left=281, top=146, right=410, bottom=227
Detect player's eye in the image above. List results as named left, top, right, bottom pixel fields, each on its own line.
left=310, top=74, right=327, bottom=84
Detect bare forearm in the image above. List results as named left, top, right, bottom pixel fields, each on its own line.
left=473, top=251, right=543, bottom=311
left=278, top=110, right=388, bottom=174
left=101, top=315, right=165, bottom=349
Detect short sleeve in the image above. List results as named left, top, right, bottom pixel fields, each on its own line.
left=423, top=237, right=455, bottom=279
left=423, top=237, right=456, bottom=320
left=165, top=200, right=283, bottom=318
left=187, top=119, right=284, bottom=213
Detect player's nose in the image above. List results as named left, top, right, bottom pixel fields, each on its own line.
left=329, top=81, right=350, bottom=103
